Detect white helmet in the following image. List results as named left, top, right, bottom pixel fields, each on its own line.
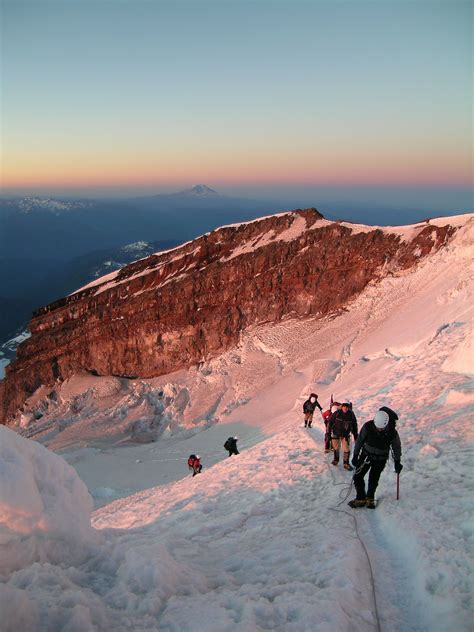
left=374, top=410, right=389, bottom=429
left=331, top=405, right=338, bottom=413
left=233, top=436, right=238, bottom=440
left=196, top=454, right=201, bottom=459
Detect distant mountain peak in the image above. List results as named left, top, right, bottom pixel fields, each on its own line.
left=12, top=197, right=90, bottom=214
left=179, top=184, right=219, bottom=197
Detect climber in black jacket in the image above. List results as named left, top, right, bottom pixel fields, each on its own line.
left=224, top=436, right=239, bottom=456
left=327, top=400, right=358, bottom=470
left=303, top=393, right=322, bottom=428
left=349, top=406, right=403, bottom=509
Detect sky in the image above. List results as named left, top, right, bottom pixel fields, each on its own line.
left=0, top=0, right=472, bottom=209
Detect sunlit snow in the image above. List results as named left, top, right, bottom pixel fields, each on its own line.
left=0, top=215, right=472, bottom=632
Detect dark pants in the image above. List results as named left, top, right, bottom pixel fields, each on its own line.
left=324, top=421, right=331, bottom=450
left=191, top=465, right=202, bottom=477
left=353, top=459, right=386, bottom=499
left=227, top=449, right=239, bottom=456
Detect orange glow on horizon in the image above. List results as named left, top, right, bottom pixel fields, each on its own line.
left=2, top=144, right=472, bottom=190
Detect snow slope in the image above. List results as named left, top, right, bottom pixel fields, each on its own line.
left=2, top=418, right=472, bottom=631
left=1, top=215, right=473, bottom=631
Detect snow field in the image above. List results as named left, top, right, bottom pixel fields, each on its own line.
left=1, top=214, right=472, bottom=631
left=2, top=428, right=378, bottom=632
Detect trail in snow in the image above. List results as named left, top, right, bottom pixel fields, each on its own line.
left=308, top=429, right=434, bottom=632
left=92, top=429, right=380, bottom=632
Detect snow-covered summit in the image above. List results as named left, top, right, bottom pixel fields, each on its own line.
left=178, top=184, right=219, bottom=197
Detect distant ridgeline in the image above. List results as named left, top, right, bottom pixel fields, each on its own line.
left=0, top=208, right=459, bottom=424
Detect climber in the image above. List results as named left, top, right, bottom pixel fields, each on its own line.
left=327, top=399, right=358, bottom=470
left=187, top=454, right=202, bottom=477
left=322, top=403, right=339, bottom=452
left=303, top=393, right=323, bottom=428
left=348, top=406, right=402, bottom=509
left=224, top=436, right=239, bottom=456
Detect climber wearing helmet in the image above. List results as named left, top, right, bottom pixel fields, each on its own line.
left=303, top=393, right=323, bottom=428
left=348, top=406, right=403, bottom=508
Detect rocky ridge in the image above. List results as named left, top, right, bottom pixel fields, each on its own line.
left=0, top=208, right=458, bottom=423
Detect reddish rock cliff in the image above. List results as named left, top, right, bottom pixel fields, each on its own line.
left=0, top=209, right=457, bottom=423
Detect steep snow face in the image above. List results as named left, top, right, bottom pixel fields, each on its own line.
left=0, top=426, right=96, bottom=576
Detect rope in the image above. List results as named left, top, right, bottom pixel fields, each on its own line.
left=328, top=506, right=382, bottom=632
left=309, top=430, right=383, bottom=632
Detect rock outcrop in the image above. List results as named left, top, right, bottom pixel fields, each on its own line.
left=0, top=209, right=457, bottom=423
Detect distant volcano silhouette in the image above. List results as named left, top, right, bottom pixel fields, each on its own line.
left=178, top=184, right=219, bottom=197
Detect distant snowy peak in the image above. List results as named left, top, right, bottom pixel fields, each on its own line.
left=121, top=241, right=152, bottom=253
left=88, top=242, right=154, bottom=277
left=8, top=197, right=91, bottom=215
left=177, top=184, right=219, bottom=197
left=88, top=241, right=156, bottom=280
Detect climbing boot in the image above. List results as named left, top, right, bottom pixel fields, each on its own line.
left=366, top=497, right=376, bottom=509
left=343, top=463, right=354, bottom=471
left=348, top=499, right=366, bottom=508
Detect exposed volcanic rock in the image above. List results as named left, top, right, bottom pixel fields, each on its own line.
left=0, top=209, right=458, bottom=423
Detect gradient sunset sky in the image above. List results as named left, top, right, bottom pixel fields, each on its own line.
left=1, top=0, right=472, bottom=207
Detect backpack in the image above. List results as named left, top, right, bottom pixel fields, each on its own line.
left=188, top=454, right=196, bottom=466
left=224, top=439, right=231, bottom=450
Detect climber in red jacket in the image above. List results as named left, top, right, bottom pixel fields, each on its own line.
left=187, top=454, right=202, bottom=477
